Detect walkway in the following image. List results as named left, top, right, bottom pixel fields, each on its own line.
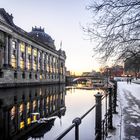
left=107, top=81, right=140, bottom=140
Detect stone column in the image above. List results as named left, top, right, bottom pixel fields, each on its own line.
left=41, top=51, right=44, bottom=71
left=46, top=53, right=48, bottom=72
left=37, top=49, right=39, bottom=71
left=17, top=40, right=20, bottom=70
left=49, top=54, right=51, bottom=79
left=54, top=57, right=57, bottom=79
left=8, top=36, right=12, bottom=67
left=31, top=46, right=34, bottom=70
left=44, top=53, right=46, bottom=71
left=4, top=34, right=9, bottom=67
left=51, top=55, right=53, bottom=73
left=25, top=44, right=28, bottom=70
left=39, top=51, right=41, bottom=71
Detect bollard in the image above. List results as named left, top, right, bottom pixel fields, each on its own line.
left=108, top=88, right=113, bottom=129
left=72, top=117, right=81, bottom=140
left=95, top=92, right=103, bottom=140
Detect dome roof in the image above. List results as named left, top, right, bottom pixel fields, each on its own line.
left=28, top=27, right=55, bottom=49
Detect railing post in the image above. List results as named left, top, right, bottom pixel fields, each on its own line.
left=72, top=117, right=81, bottom=140
left=95, top=92, right=103, bottom=140
left=113, top=82, right=118, bottom=114
left=108, top=88, right=113, bottom=129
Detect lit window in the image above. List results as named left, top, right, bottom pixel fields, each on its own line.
left=19, top=104, right=24, bottom=116
left=20, top=43, right=25, bottom=52
left=46, top=97, right=49, bottom=104
left=33, top=115, right=37, bottom=121
left=10, top=106, right=16, bottom=120
left=40, top=74, right=42, bottom=80
left=11, top=55, right=17, bottom=69
left=33, top=63, right=36, bottom=70
left=33, top=100, right=37, bottom=111
left=27, top=118, right=31, bottom=125
left=33, top=49, right=37, bottom=56
left=20, top=60, right=24, bottom=70
left=12, top=41, right=16, bottom=49
left=20, top=121, right=25, bottom=129
left=28, top=46, right=31, bottom=54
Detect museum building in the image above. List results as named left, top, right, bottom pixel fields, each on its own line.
left=0, top=8, right=66, bottom=87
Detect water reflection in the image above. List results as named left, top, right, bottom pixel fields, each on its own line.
left=0, top=84, right=66, bottom=140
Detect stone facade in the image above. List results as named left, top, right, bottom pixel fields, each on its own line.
left=0, top=8, right=66, bottom=87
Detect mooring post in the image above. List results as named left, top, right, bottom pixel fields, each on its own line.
left=72, top=117, right=81, bottom=140
left=95, top=92, right=103, bottom=140
left=108, top=88, right=113, bottom=129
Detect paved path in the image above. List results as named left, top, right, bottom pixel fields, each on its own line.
left=118, top=82, right=140, bottom=140
left=107, top=82, right=140, bottom=140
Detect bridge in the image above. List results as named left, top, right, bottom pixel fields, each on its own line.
left=66, top=75, right=105, bottom=84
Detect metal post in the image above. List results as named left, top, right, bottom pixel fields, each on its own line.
left=95, top=92, right=103, bottom=140
left=108, top=88, right=113, bottom=129
left=72, top=117, right=81, bottom=140
left=113, top=82, right=118, bottom=114
left=105, top=91, right=108, bottom=137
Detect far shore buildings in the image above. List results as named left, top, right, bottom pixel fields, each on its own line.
left=0, top=8, right=66, bottom=87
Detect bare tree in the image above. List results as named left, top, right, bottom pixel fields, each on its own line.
left=84, top=0, right=140, bottom=62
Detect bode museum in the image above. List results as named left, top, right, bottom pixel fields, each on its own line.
left=0, top=8, right=66, bottom=87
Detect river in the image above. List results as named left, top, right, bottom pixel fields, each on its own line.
left=0, top=84, right=104, bottom=140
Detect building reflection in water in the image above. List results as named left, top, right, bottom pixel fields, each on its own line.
left=0, top=84, right=66, bottom=140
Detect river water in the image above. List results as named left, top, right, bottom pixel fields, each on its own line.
left=0, top=84, right=104, bottom=140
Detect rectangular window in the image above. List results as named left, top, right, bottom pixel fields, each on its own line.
left=14, top=72, right=17, bottom=79
left=33, top=49, right=37, bottom=56
left=0, top=71, right=4, bottom=78
left=27, top=46, right=31, bottom=54
left=11, top=55, right=17, bottom=69
left=40, top=74, right=42, bottom=80
left=20, top=43, right=25, bottom=52
left=22, top=72, right=25, bottom=79
left=12, top=41, right=16, bottom=49
left=29, top=73, right=32, bottom=79
left=20, top=60, right=24, bottom=70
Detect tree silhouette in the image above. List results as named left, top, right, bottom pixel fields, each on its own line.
left=84, top=0, right=140, bottom=63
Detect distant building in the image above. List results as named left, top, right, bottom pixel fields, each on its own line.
left=124, top=56, right=140, bottom=77
left=111, top=65, right=124, bottom=77
left=102, top=65, right=124, bottom=79
left=0, top=8, right=66, bottom=87
left=66, top=70, right=71, bottom=76
left=82, top=72, right=90, bottom=76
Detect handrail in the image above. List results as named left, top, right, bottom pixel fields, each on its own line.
left=56, top=124, right=75, bottom=140
left=55, top=103, right=97, bottom=140
left=80, top=104, right=97, bottom=119
left=56, top=88, right=115, bottom=140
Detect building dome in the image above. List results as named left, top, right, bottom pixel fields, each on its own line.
left=28, top=26, right=55, bottom=49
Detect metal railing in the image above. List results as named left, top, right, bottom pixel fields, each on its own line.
left=55, top=82, right=118, bottom=140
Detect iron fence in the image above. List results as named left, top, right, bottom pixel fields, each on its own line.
left=55, top=82, right=117, bottom=140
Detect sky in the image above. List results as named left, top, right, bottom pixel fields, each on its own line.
left=0, top=0, right=101, bottom=74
